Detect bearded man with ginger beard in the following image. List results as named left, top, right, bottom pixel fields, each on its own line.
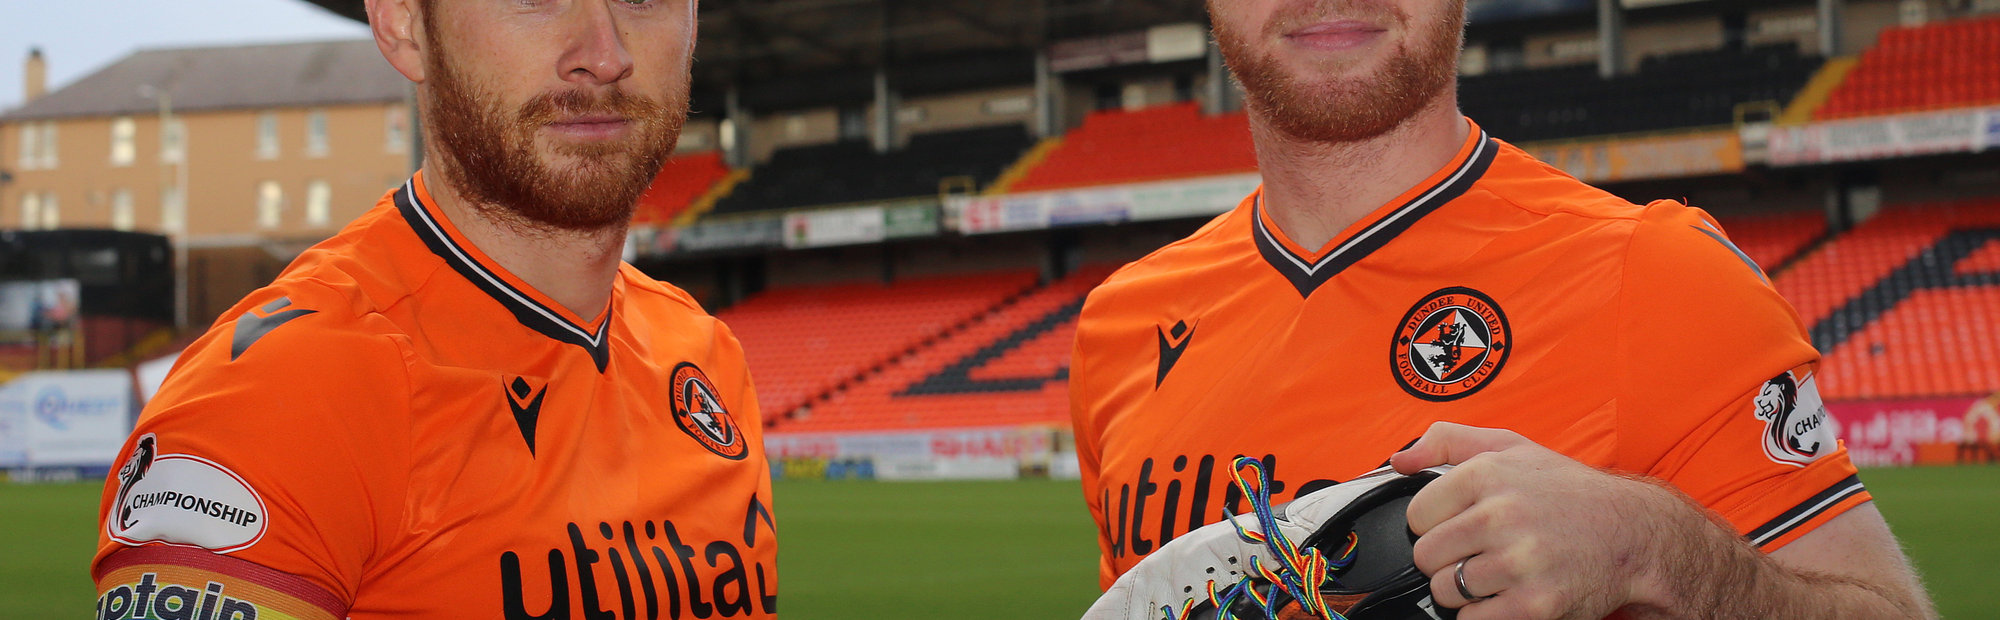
left=90, top=2, right=781, bottom=619
left=1068, top=1, right=1934, bottom=618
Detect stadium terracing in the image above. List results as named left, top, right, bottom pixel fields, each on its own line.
left=614, top=10, right=2000, bottom=435
left=22, top=2, right=2000, bottom=443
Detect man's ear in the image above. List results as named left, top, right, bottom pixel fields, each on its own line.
left=368, top=0, right=427, bottom=83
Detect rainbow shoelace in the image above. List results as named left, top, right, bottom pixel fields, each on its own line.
left=1159, top=457, right=1358, bottom=620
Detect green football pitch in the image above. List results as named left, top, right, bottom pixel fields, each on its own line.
left=7, top=467, right=1996, bottom=619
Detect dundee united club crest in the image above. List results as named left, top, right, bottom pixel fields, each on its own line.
left=671, top=362, right=748, bottom=460
left=1392, top=287, right=1511, bottom=401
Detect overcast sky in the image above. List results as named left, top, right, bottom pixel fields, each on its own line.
left=0, top=0, right=370, bottom=111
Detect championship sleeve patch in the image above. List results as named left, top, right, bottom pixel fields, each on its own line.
left=108, top=434, right=269, bottom=552
left=94, top=545, right=346, bottom=620
left=1752, top=368, right=1836, bottom=467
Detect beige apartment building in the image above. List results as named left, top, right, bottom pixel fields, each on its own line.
left=0, top=40, right=414, bottom=324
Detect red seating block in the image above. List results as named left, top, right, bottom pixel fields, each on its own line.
left=1773, top=198, right=2000, bottom=400
left=1816, top=15, right=2000, bottom=120
left=1012, top=103, right=1257, bottom=192
left=718, top=270, right=1038, bottom=419
left=634, top=151, right=731, bottom=225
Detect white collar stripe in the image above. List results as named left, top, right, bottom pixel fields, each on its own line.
left=1259, top=131, right=1491, bottom=276
left=401, top=181, right=606, bottom=346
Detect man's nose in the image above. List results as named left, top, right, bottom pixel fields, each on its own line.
left=560, top=1, right=636, bottom=86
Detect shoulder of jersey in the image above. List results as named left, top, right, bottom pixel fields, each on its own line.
left=186, top=205, right=424, bottom=370
left=1090, top=207, right=1246, bottom=301
left=617, top=263, right=709, bottom=315
left=615, top=263, right=733, bottom=334
left=1476, top=141, right=1765, bottom=278
left=1475, top=138, right=1656, bottom=224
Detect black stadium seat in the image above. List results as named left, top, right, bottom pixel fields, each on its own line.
left=1462, top=43, right=1822, bottom=143
left=710, top=124, right=1034, bottom=214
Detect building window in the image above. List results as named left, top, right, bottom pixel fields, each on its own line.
left=161, top=118, right=186, bottom=164
left=385, top=106, right=409, bottom=154
left=16, top=123, right=36, bottom=170
left=257, top=112, right=280, bottom=159
left=306, top=109, right=329, bottom=157
left=110, top=188, right=135, bottom=231
left=306, top=180, right=332, bottom=227
left=111, top=117, right=137, bottom=166
left=38, top=192, right=59, bottom=229
left=257, top=181, right=284, bottom=229
left=161, top=185, right=186, bottom=234
left=37, top=122, right=57, bottom=169
left=20, top=192, right=40, bottom=229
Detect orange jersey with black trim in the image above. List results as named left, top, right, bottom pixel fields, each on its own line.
left=1070, top=120, right=1866, bottom=589
left=92, top=171, right=777, bottom=619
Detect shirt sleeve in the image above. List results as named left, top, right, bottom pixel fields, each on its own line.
left=1613, top=202, right=1869, bottom=552
left=93, top=290, right=414, bottom=615
left=1070, top=290, right=1119, bottom=591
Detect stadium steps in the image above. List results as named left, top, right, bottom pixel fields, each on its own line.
left=1778, top=56, right=1860, bottom=125
left=673, top=168, right=751, bottom=227
left=984, top=137, right=1065, bottom=196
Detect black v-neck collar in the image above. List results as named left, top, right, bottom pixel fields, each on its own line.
left=394, top=176, right=613, bottom=371
left=1252, top=131, right=1497, bottom=298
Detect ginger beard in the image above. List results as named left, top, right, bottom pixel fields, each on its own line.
left=1213, top=0, right=1462, bottom=144
left=419, top=17, right=687, bottom=232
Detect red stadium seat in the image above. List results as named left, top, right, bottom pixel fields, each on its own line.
left=1774, top=198, right=2000, bottom=400
left=633, top=151, right=731, bottom=225
left=1816, top=15, right=2000, bottom=120
left=771, top=265, right=1117, bottom=433
left=1714, top=211, right=1828, bottom=271
left=718, top=270, right=1039, bottom=420
left=1011, top=103, right=1257, bottom=192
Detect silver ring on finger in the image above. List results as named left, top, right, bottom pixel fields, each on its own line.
left=1455, top=557, right=1494, bottom=603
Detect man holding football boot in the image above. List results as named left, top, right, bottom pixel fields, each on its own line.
left=1071, top=1, right=1934, bottom=618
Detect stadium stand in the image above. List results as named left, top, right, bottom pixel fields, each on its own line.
left=1775, top=199, right=2000, bottom=400
left=633, top=151, right=733, bottom=225
left=1462, top=44, right=1822, bottom=143
left=709, top=124, right=1033, bottom=214
left=1009, top=103, right=1257, bottom=192
left=717, top=270, right=1040, bottom=419
left=1815, top=15, right=2000, bottom=120
left=1715, top=211, right=1829, bottom=271
left=774, top=265, right=1117, bottom=432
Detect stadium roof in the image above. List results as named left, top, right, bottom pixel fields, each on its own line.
left=1, top=39, right=405, bottom=121
left=295, top=0, right=1208, bottom=110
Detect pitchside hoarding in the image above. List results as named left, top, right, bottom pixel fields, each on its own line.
left=951, top=173, right=1259, bottom=234
left=0, top=370, right=135, bottom=473
left=765, top=426, right=1064, bottom=480
left=1768, top=107, right=2000, bottom=166
left=1830, top=394, right=2000, bottom=467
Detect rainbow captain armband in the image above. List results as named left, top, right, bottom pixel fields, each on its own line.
left=95, top=546, right=344, bottom=620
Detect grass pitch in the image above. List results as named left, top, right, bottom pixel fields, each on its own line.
left=5, top=468, right=1995, bottom=618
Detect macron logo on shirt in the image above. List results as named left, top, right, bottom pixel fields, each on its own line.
left=231, top=297, right=316, bottom=361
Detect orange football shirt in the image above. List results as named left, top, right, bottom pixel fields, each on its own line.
left=93, top=171, right=778, bottom=619
left=1070, top=120, right=1866, bottom=588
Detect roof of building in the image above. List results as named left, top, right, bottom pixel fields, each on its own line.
left=2, top=39, right=405, bottom=121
